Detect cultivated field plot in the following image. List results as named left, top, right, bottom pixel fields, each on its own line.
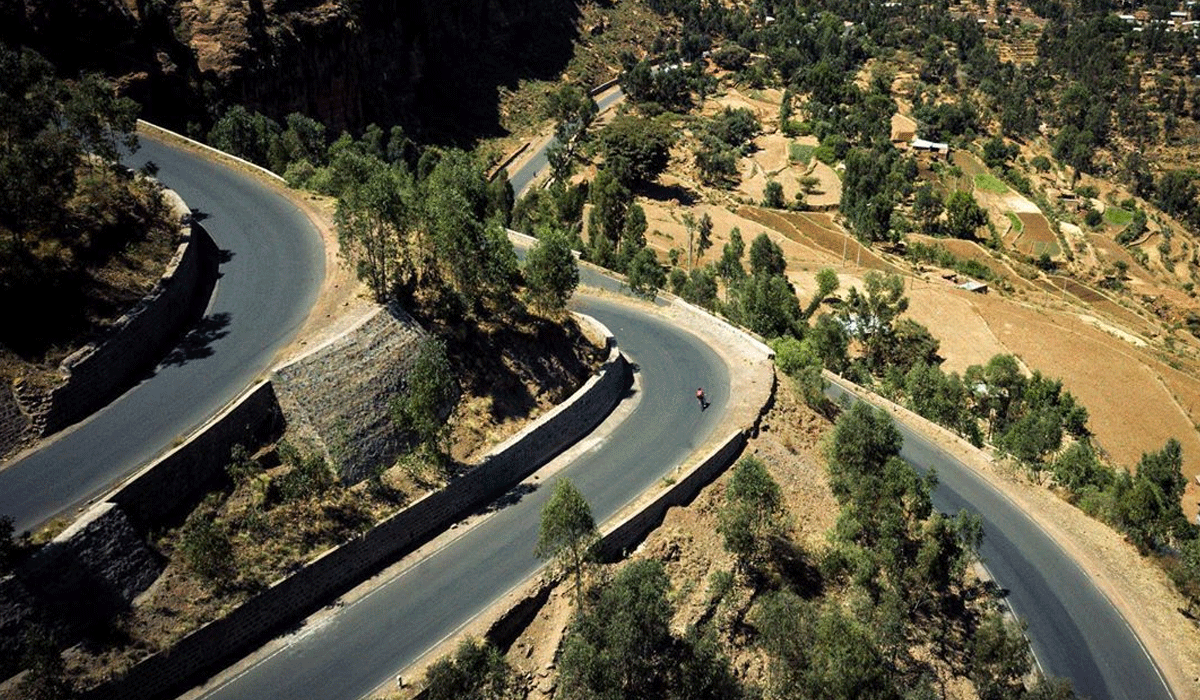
left=1088, top=233, right=1154, bottom=285
left=909, top=235, right=1038, bottom=291
left=739, top=207, right=902, bottom=275
left=954, top=297, right=1200, bottom=515
left=1012, top=212, right=1059, bottom=257
left=1046, top=274, right=1160, bottom=341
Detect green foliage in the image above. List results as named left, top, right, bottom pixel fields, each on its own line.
left=523, top=226, right=579, bottom=313
left=1111, top=439, right=1191, bottom=553
left=755, top=591, right=898, bottom=700
left=945, top=190, right=988, bottom=239
left=677, top=266, right=720, bottom=309
left=423, top=150, right=520, bottom=312
left=968, top=614, right=1030, bottom=700
left=559, top=559, right=743, bottom=700
left=536, top=479, right=598, bottom=609
left=0, top=46, right=163, bottom=354
left=730, top=273, right=803, bottom=339
left=695, top=145, right=741, bottom=188
left=546, top=84, right=598, bottom=140
left=716, top=228, right=747, bottom=284
left=273, top=448, right=336, bottom=503
left=423, top=638, right=520, bottom=700
left=712, top=44, right=752, bottom=71
left=695, top=109, right=757, bottom=188
left=705, top=108, right=760, bottom=153
left=904, top=240, right=995, bottom=282
left=773, top=334, right=832, bottom=411
left=813, top=133, right=849, bottom=165
left=512, top=181, right=586, bottom=236
left=913, top=97, right=979, bottom=141
left=599, top=115, right=676, bottom=189
left=803, top=268, right=839, bottom=320
left=717, top=457, right=786, bottom=573
left=1170, top=536, right=1200, bottom=615
left=809, top=313, right=850, bottom=373
left=587, top=169, right=633, bottom=269
left=335, top=165, right=414, bottom=300
left=697, top=212, right=714, bottom=260
left=619, top=58, right=696, bottom=113
left=392, top=337, right=458, bottom=456
left=841, top=271, right=909, bottom=372
left=982, top=136, right=1018, bottom=170
left=1155, top=171, right=1199, bottom=228
left=627, top=247, right=666, bottom=299
left=748, top=233, right=786, bottom=277
left=177, top=496, right=235, bottom=585
left=903, top=362, right=981, bottom=446
left=841, top=143, right=914, bottom=242
left=762, top=180, right=785, bottom=209
left=826, top=403, right=934, bottom=560
left=912, top=184, right=944, bottom=233
left=209, top=105, right=281, bottom=168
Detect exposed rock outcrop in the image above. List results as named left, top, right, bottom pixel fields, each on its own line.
left=5, top=0, right=582, bottom=139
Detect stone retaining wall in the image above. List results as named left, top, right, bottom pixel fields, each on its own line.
left=273, top=304, right=433, bottom=484
left=81, top=325, right=629, bottom=700
left=108, top=381, right=284, bottom=530
left=15, top=188, right=212, bottom=438
left=0, top=387, right=25, bottom=461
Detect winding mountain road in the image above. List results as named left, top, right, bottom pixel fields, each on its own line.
left=0, top=135, right=325, bottom=534
left=825, top=378, right=1173, bottom=700
left=191, top=294, right=731, bottom=700
left=2, top=121, right=1175, bottom=700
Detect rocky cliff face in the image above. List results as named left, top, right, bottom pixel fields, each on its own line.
left=4, top=0, right=580, bottom=139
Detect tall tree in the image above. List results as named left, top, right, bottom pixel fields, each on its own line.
left=599, top=114, right=676, bottom=189
left=945, top=190, right=988, bottom=239
left=335, top=167, right=411, bottom=300
left=802, top=268, right=839, bottom=319
left=536, top=479, right=598, bottom=610
left=392, top=337, right=458, bottom=458
left=841, top=271, right=909, bottom=371
left=423, top=150, right=519, bottom=311
left=523, top=225, right=579, bottom=314
left=718, top=456, right=786, bottom=574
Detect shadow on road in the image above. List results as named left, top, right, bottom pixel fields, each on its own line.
left=480, top=482, right=540, bottom=515
left=161, top=312, right=231, bottom=366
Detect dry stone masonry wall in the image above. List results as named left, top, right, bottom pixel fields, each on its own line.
left=11, top=187, right=212, bottom=441
left=80, top=324, right=629, bottom=700
left=273, top=303, right=433, bottom=484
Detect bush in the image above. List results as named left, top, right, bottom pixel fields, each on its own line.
left=712, top=44, right=752, bottom=71
left=763, top=180, right=785, bottom=208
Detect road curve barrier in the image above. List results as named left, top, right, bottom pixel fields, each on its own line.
left=79, top=315, right=629, bottom=700
left=9, top=186, right=214, bottom=441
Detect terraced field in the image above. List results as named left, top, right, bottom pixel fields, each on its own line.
left=1013, top=212, right=1059, bottom=256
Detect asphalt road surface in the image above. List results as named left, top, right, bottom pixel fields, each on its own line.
left=825, top=379, right=1173, bottom=700
left=0, top=136, right=325, bottom=534
left=507, top=88, right=624, bottom=195
left=192, top=294, right=730, bottom=700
